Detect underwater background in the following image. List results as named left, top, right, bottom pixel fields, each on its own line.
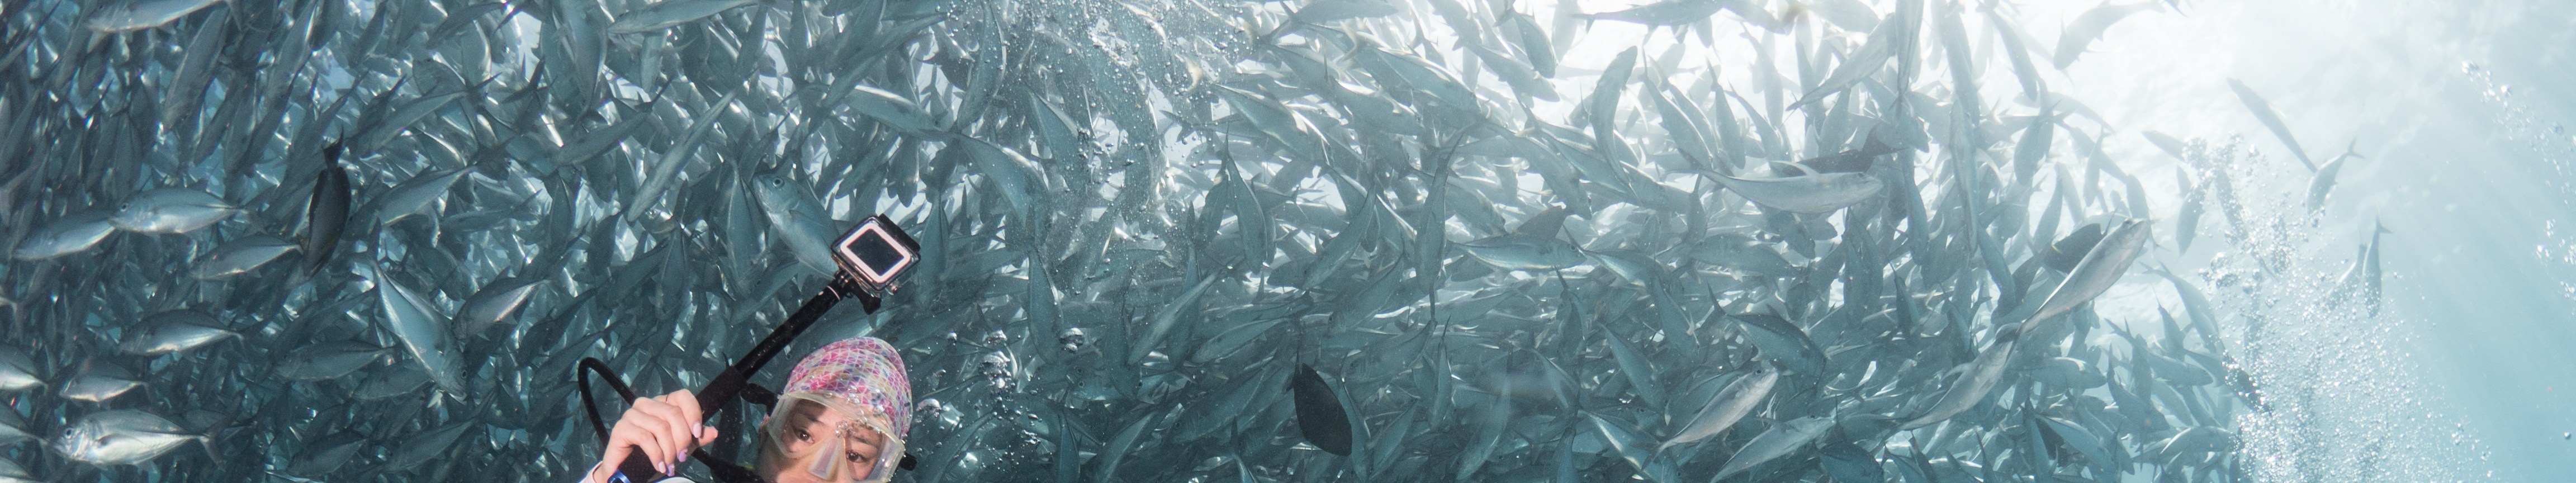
left=0, top=0, right=2570, bottom=480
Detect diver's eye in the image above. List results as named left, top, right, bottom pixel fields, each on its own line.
left=846, top=450, right=863, bottom=464
left=795, top=429, right=812, bottom=442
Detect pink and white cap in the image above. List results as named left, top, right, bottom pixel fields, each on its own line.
left=778, top=337, right=911, bottom=442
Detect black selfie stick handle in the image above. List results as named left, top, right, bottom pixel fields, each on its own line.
left=611, top=275, right=881, bottom=482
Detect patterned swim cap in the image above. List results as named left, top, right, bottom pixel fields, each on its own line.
left=779, top=337, right=911, bottom=441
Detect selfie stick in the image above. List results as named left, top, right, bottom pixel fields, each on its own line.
left=611, top=214, right=919, bottom=483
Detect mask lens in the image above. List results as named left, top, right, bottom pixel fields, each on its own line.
left=807, top=422, right=892, bottom=483
left=860, top=443, right=897, bottom=483
left=767, top=398, right=895, bottom=483
left=803, top=425, right=844, bottom=481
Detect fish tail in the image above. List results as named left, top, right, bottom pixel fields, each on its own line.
left=197, top=434, right=224, bottom=467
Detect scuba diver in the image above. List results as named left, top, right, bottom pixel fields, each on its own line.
left=581, top=337, right=912, bottom=483
left=577, top=214, right=924, bottom=483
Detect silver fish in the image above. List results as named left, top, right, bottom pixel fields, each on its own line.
left=1732, top=313, right=1827, bottom=376
left=277, top=340, right=391, bottom=381
left=0, top=458, right=32, bottom=482
left=120, top=310, right=238, bottom=356
left=1712, top=165, right=1884, bottom=214
left=383, top=422, right=471, bottom=471
left=1292, top=0, right=1399, bottom=22
left=841, top=84, right=940, bottom=134
left=2332, top=220, right=2390, bottom=317
left=283, top=433, right=366, bottom=477
left=375, top=167, right=466, bottom=226
left=2146, top=352, right=2213, bottom=386
left=1457, top=234, right=1585, bottom=271
left=0, top=410, right=30, bottom=446
left=454, top=277, right=544, bottom=338
left=2308, top=141, right=2361, bottom=210
left=1901, top=338, right=2016, bottom=429
left=1791, top=17, right=1900, bottom=110
left=360, top=263, right=464, bottom=392
left=624, top=88, right=741, bottom=222
left=1710, top=415, right=1836, bottom=481
left=353, top=88, right=473, bottom=154
left=1131, top=273, right=1219, bottom=365
left=60, top=363, right=143, bottom=402
left=11, top=210, right=118, bottom=261
left=1580, top=0, right=1722, bottom=26
left=554, top=110, right=652, bottom=167
left=2225, top=78, right=2316, bottom=171
left=1499, top=11, right=1556, bottom=77
left=83, top=0, right=224, bottom=32
left=2052, top=1, right=2162, bottom=70
left=1661, top=362, right=1778, bottom=451
left=749, top=170, right=842, bottom=274
left=607, top=0, right=759, bottom=34
left=0, top=346, right=39, bottom=391
left=2019, top=219, right=2153, bottom=337
left=353, top=363, right=434, bottom=400
left=110, top=188, right=237, bottom=234
left=1688, top=235, right=1801, bottom=276
left=159, top=13, right=226, bottom=127
left=54, top=410, right=208, bottom=465
left=2038, top=416, right=2114, bottom=467
left=2029, top=356, right=2106, bottom=389
left=958, top=138, right=1052, bottom=216
left=191, top=234, right=298, bottom=280
left=1462, top=42, right=1559, bottom=101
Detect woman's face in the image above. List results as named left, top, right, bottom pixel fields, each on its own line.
left=765, top=401, right=886, bottom=483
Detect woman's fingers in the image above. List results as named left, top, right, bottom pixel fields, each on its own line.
left=592, top=442, right=633, bottom=482
left=657, top=391, right=704, bottom=456
left=644, top=396, right=697, bottom=464
left=598, top=389, right=712, bottom=477
left=646, top=401, right=695, bottom=471
left=611, top=406, right=673, bottom=474
left=667, top=390, right=704, bottom=432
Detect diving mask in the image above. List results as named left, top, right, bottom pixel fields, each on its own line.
left=764, top=394, right=903, bottom=483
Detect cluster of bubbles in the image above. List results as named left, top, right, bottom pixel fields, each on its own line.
left=2180, top=132, right=2492, bottom=481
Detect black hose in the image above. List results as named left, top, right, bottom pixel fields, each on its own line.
left=577, top=357, right=637, bottom=443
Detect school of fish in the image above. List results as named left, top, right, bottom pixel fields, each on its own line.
left=0, top=0, right=2392, bottom=481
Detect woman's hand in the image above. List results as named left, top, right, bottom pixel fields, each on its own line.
left=590, top=389, right=722, bottom=483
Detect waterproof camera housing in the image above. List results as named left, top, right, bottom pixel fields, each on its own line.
left=832, top=214, right=920, bottom=297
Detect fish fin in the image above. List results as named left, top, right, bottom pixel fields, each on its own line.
left=1511, top=205, right=1570, bottom=238
left=198, top=434, right=223, bottom=468
left=1779, top=160, right=1821, bottom=178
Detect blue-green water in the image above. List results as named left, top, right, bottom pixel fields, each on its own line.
left=1, top=0, right=2569, bottom=481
